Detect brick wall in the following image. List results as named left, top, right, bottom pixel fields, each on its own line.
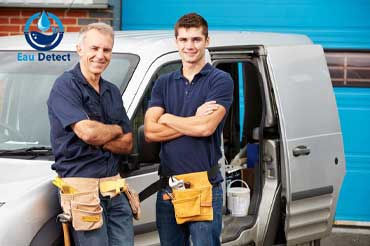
left=0, top=7, right=113, bottom=36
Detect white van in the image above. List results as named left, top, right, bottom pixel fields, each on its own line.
left=0, top=31, right=345, bottom=246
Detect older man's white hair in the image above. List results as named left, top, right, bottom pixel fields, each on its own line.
left=78, top=22, right=114, bottom=47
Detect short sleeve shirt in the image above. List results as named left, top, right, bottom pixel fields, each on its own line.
left=148, top=63, right=234, bottom=183
left=47, top=63, right=132, bottom=178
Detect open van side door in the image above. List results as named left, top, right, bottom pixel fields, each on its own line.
left=265, top=45, right=346, bottom=244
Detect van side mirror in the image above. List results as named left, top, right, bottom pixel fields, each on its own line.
left=137, top=125, right=160, bottom=164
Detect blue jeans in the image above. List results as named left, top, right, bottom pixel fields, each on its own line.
left=70, top=193, right=134, bottom=246
left=156, top=184, right=223, bottom=246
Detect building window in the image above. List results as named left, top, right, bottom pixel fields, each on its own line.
left=326, top=51, right=370, bottom=87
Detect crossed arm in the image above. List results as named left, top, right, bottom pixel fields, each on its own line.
left=144, top=107, right=183, bottom=142
left=72, top=120, right=133, bottom=154
left=144, top=101, right=226, bottom=142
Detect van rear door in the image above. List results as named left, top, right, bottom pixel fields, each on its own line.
left=265, top=45, right=346, bottom=244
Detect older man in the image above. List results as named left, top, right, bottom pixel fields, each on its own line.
left=47, top=23, right=134, bottom=246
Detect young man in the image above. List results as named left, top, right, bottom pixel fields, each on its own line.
left=47, top=23, right=134, bottom=246
left=144, top=13, right=234, bottom=245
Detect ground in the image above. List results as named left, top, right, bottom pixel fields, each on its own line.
left=322, top=226, right=370, bottom=246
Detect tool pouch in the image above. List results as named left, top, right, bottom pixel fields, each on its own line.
left=171, top=171, right=213, bottom=224
left=99, top=175, right=141, bottom=220
left=59, top=178, right=103, bottom=231
left=124, top=185, right=141, bottom=220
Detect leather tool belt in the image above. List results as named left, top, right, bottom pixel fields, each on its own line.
left=170, top=171, right=213, bottom=224
left=53, top=175, right=141, bottom=231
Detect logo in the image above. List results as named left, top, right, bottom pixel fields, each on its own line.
left=24, top=11, right=64, bottom=51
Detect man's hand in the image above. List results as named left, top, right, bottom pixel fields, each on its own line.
left=102, top=132, right=133, bottom=154
left=196, top=101, right=219, bottom=116
left=158, top=113, right=170, bottom=125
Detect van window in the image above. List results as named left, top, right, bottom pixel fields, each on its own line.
left=129, top=61, right=182, bottom=168
left=0, top=51, right=139, bottom=151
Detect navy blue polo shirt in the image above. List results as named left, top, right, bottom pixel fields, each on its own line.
left=47, top=63, right=132, bottom=178
left=148, top=63, right=234, bottom=183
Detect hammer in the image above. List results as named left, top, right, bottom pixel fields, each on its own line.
left=57, top=213, right=71, bottom=246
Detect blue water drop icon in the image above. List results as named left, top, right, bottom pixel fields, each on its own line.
left=37, top=11, right=51, bottom=32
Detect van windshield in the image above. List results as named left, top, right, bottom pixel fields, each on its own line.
left=0, top=51, right=138, bottom=151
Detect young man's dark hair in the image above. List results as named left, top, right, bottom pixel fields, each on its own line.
left=174, top=12, right=208, bottom=38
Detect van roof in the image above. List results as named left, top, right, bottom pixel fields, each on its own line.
left=0, top=30, right=312, bottom=56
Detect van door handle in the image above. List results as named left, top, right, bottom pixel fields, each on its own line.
left=293, top=145, right=310, bottom=157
